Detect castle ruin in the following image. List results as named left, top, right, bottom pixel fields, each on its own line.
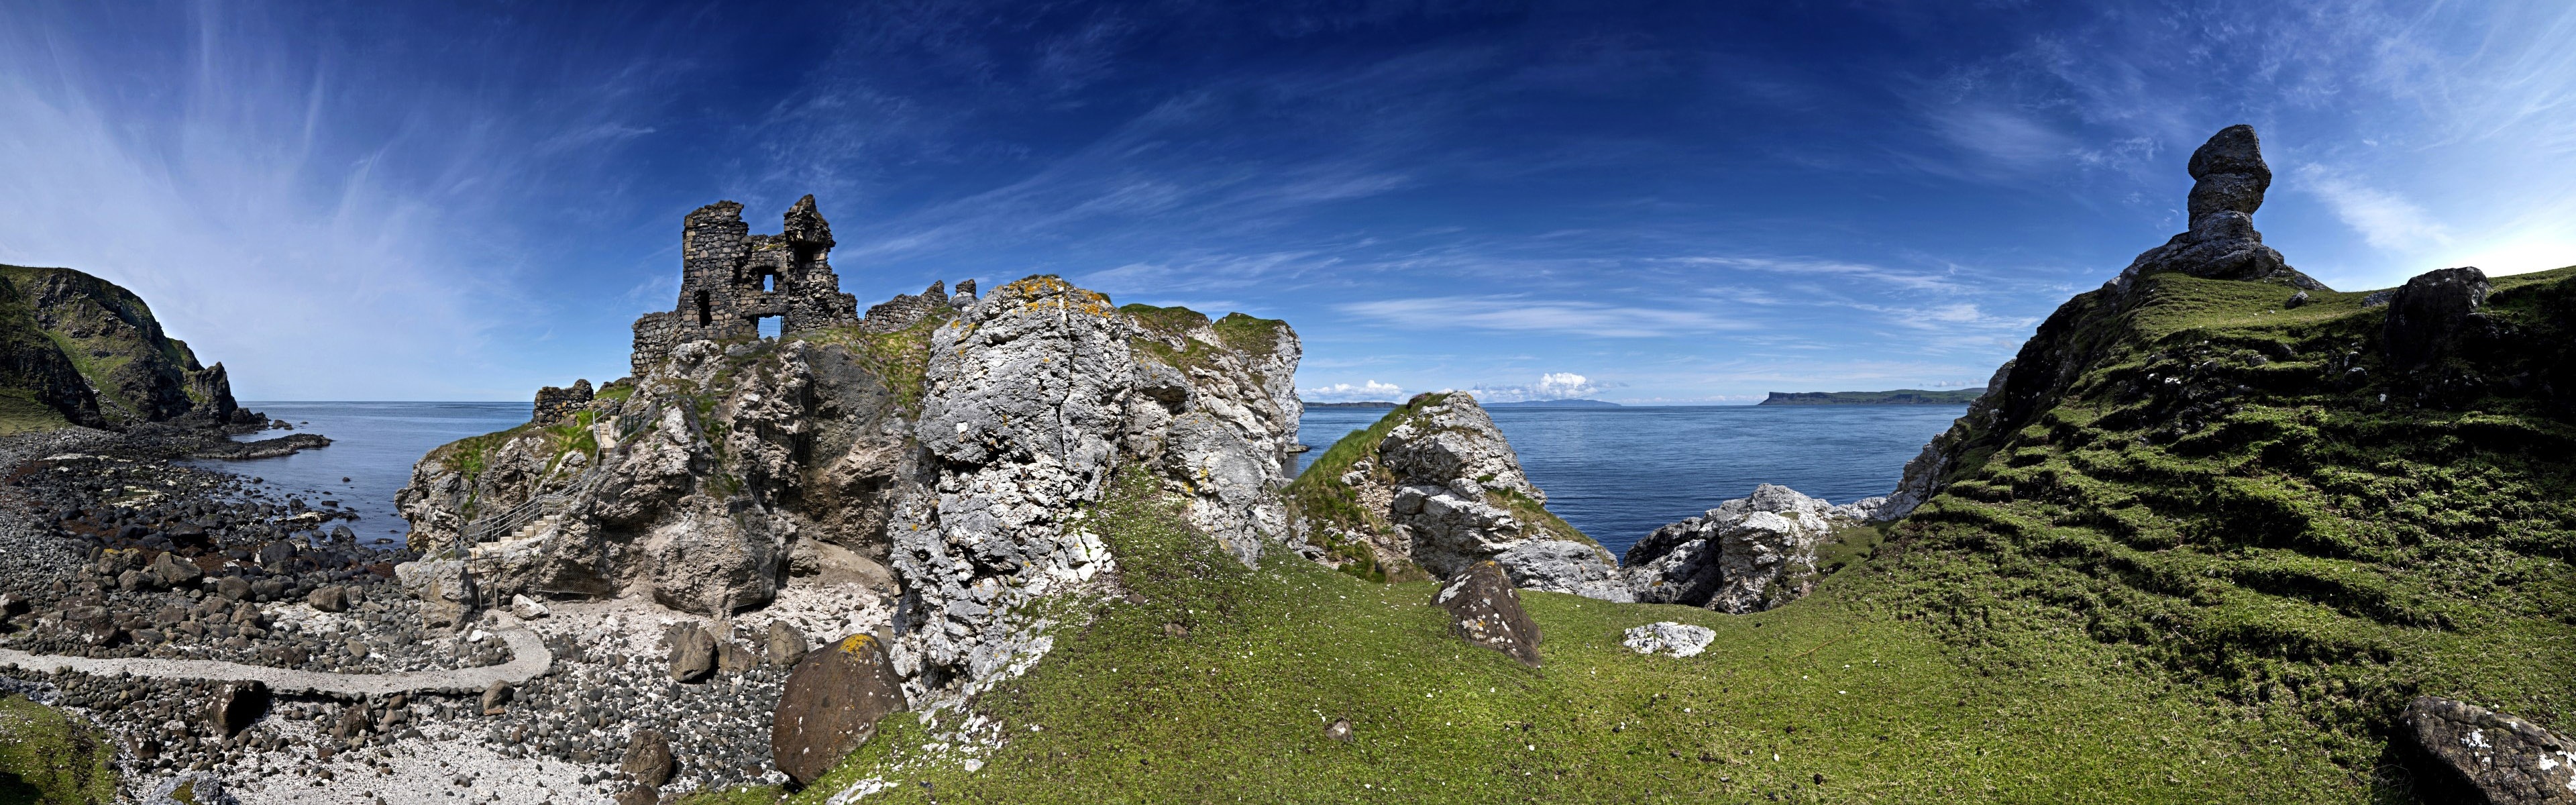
left=627, top=195, right=977, bottom=377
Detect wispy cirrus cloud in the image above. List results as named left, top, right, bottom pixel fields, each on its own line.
left=1336, top=297, right=1748, bottom=339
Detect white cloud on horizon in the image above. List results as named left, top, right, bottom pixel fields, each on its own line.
left=1299, top=380, right=1403, bottom=402
left=2297, top=164, right=2453, bottom=252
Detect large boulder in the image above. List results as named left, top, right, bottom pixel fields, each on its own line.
left=1623, top=484, right=1855, bottom=614
left=2384, top=266, right=2494, bottom=372
left=396, top=559, right=478, bottom=629
left=771, top=633, right=907, bottom=786
left=148, top=551, right=201, bottom=588
left=644, top=509, right=786, bottom=616
left=1434, top=560, right=1541, bottom=667
left=2403, top=696, right=2576, bottom=804
left=1621, top=622, right=1716, bottom=658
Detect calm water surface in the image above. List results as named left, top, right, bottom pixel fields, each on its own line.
left=178, top=402, right=1962, bottom=558
left=1296, top=405, right=1965, bottom=556
left=187, top=402, right=529, bottom=545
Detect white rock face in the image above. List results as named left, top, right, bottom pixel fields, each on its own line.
left=1495, top=539, right=1635, bottom=603
left=1622, top=484, right=1856, bottom=614
left=1295, top=393, right=1624, bottom=600
left=1621, top=621, right=1715, bottom=657
left=886, top=278, right=1304, bottom=707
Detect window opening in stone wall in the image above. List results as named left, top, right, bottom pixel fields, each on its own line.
left=695, top=290, right=712, bottom=326
left=757, top=315, right=782, bottom=339
left=761, top=272, right=776, bottom=292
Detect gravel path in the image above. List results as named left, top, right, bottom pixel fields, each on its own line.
left=0, top=612, right=551, bottom=696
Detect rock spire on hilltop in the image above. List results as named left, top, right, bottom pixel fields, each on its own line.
left=2109, top=125, right=2328, bottom=296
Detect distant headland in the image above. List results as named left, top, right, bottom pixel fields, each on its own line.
left=1759, top=388, right=1984, bottom=405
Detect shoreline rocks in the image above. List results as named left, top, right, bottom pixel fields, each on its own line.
left=1623, top=484, right=1859, bottom=614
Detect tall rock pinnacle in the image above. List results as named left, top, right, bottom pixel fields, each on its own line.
left=2110, top=125, right=2328, bottom=294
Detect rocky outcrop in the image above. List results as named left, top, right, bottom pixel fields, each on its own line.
left=402, top=199, right=1306, bottom=712
left=1434, top=560, right=1540, bottom=667
left=1283, top=393, right=1622, bottom=599
left=1623, top=484, right=1860, bottom=614
left=2106, top=125, right=2327, bottom=296
left=2403, top=696, right=2576, bottom=804
left=1878, top=361, right=2012, bottom=521
left=2384, top=266, right=2496, bottom=373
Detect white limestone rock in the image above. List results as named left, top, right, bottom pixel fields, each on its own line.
left=1621, top=621, right=1715, bottom=658
left=1623, top=484, right=1855, bottom=614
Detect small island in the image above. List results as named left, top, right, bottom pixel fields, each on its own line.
left=1759, top=388, right=1984, bottom=405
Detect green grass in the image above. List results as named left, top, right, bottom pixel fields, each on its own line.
left=685, top=468, right=2381, bottom=804
left=0, top=694, right=119, bottom=804
left=1281, top=393, right=1450, bottom=581
left=0, top=389, right=72, bottom=434
left=804, top=315, right=946, bottom=413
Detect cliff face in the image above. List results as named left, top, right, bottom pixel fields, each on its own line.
left=0, top=265, right=250, bottom=431
left=399, top=197, right=1305, bottom=707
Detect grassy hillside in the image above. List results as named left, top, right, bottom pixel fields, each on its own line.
left=1879, top=266, right=2576, bottom=780
left=670, top=267, right=2575, bottom=803
left=687, top=468, right=2374, bottom=804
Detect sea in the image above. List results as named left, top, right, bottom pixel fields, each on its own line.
left=1295, top=405, right=1964, bottom=556
left=189, top=402, right=531, bottom=546
left=182, top=401, right=1966, bottom=557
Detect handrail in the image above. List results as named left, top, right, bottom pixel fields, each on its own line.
left=457, top=462, right=608, bottom=550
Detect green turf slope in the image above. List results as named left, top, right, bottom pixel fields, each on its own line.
left=685, top=268, right=2576, bottom=804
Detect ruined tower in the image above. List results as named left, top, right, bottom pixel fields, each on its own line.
left=629, top=195, right=863, bottom=376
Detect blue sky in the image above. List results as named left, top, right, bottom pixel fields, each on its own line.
left=1, top=1, right=2571, bottom=403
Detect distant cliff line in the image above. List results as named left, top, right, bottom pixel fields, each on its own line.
left=1759, top=388, right=1984, bottom=405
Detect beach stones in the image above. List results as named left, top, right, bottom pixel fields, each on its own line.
left=482, top=681, right=514, bottom=715
left=213, top=575, right=250, bottom=600
left=621, top=729, right=675, bottom=787
left=149, top=551, right=201, bottom=587
left=306, top=584, right=348, bottom=612
left=668, top=621, right=717, bottom=683
left=771, top=633, right=906, bottom=785
left=765, top=620, right=808, bottom=667
left=1434, top=560, right=1540, bottom=667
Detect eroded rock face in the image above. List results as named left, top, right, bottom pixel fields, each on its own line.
left=1623, top=484, right=1856, bottom=614
left=1879, top=361, right=2013, bottom=521
left=1434, top=560, right=1540, bottom=667
left=2108, top=125, right=2328, bottom=294
left=2403, top=696, right=2576, bottom=804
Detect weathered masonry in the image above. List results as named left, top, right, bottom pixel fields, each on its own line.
left=629, top=195, right=861, bottom=376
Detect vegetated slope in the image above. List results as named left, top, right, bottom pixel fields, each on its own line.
left=686, top=468, right=2367, bottom=804
left=1878, top=266, right=2576, bottom=784
left=0, top=265, right=248, bottom=431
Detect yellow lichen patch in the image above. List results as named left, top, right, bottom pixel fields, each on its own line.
left=838, top=633, right=879, bottom=655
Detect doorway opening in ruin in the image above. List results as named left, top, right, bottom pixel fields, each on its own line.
left=757, top=315, right=782, bottom=339
left=695, top=290, right=712, bottom=326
